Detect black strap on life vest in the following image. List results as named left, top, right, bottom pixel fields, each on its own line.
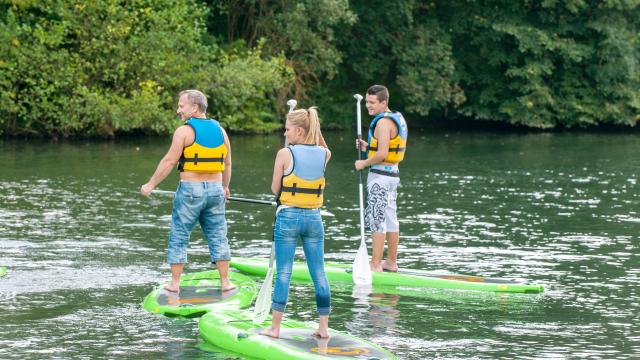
left=281, top=183, right=324, bottom=197
left=178, top=153, right=225, bottom=172
left=367, top=144, right=405, bottom=153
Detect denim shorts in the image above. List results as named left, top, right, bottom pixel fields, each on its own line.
left=167, top=181, right=230, bottom=264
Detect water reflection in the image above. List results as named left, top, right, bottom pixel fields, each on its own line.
left=1, top=131, right=639, bottom=359
left=350, top=285, right=401, bottom=332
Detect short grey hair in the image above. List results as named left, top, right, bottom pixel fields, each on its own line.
left=179, top=89, right=208, bottom=113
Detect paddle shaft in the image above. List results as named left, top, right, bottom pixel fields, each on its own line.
left=151, top=190, right=334, bottom=217
left=152, top=190, right=275, bottom=205
left=229, top=196, right=275, bottom=206
left=253, top=99, right=297, bottom=323
left=355, top=96, right=366, bottom=245
left=351, top=94, right=372, bottom=285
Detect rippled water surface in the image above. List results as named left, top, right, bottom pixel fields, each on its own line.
left=1, top=131, right=638, bottom=359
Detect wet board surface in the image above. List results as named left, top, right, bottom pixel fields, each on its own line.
left=142, top=270, right=256, bottom=317
left=248, top=328, right=394, bottom=358
left=199, top=309, right=397, bottom=360
left=155, top=285, right=239, bottom=306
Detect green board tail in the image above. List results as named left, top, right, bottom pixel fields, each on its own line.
left=199, top=309, right=397, bottom=360
left=142, top=270, right=256, bottom=317
left=230, top=257, right=544, bottom=294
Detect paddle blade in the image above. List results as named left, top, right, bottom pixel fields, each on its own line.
left=352, top=241, right=372, bottom=285
left=252, top=267, right=274, bottom=324
left=320, top=209, right=335, bottom=217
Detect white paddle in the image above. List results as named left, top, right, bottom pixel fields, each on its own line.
left=352, top=94, right=372, bottom=285
left=286, top=99, right=297, bottom=115
left=253, top=98, right=297, bottom=324
left=253, top=244, right=275, bottom=323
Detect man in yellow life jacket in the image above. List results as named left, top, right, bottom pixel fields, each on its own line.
left=140, top=89, right=235, bottom=293
left=355, top=85, right=408, bottom=272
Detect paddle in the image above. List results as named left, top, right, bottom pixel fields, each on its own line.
left=252, top=98, right=298, bottom=324
left=286, top=99, right=297, bottom=118
left=151, top=190, right=334, bottom=217
left=352, top=94, right=372, bottom=285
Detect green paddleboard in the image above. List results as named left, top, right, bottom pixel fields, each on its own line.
left=0, top=267, right=6, bottom=278
left=230, top=257, right=544, bottom=294
left=199, top=309, right=397, bottom=360
left=142, top=270, right=256, bottom=317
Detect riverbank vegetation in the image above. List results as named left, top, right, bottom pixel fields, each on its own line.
left=1, top=0, right=638, bottom=137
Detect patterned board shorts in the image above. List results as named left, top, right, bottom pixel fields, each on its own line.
left=364, top=172, right=400, bottom=233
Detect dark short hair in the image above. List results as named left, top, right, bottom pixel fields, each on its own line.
left=367, top=85, right=389, bottom=103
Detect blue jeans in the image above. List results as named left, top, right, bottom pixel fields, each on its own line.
left=272, top=207, right=331, bottom=316
left=167, top=181, right=230, bottom=264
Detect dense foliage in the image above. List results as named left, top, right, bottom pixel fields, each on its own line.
left=0, top=0, right=292, bottom=137
left=325, top=0, right=640, bottom=128
left=1, top=0, right=638, bottom=137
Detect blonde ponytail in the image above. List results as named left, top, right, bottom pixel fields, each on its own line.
left=287, top=107, right=322, bottom=145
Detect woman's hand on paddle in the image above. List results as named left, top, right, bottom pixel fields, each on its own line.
left=355, top=139, right=367, bottom=152
left=354, top=160, right=367, bottom=171
left=223, top=186, right=231, bottom=200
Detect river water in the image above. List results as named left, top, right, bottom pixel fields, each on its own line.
left=0, top=130, right=638, bottom=359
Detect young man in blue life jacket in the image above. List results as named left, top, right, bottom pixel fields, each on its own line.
left=140, top=89, right=236, bottom=293
left=355, top=85, right=408, bottom=272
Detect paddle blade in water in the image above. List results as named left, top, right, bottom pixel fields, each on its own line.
left=352, top=241, right=372, bottom=285
left=253, top=267, right=274, bottom=324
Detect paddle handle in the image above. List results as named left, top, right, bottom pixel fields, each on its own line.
left=284, top=99, right=296, bottom=147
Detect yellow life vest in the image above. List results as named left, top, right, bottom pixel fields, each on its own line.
left=178, top=118, right=227, bottom=173
left=367, top=111, right=408, bottom=164
left=278, top=145, right=327, bottom=209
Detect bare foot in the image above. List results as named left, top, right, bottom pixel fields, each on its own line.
left=370, top=261, right=383, bottom=272
left=382, top=261, right=398, bottom=272
left=221, top=282, right=237, bottom=291
left=259, top=327, right=280, bottom=338
left=163, top=283, right=180, bottom=293
left=313, top=334, right=330, bottom=354
left=313, top=329, right=330, bottom=339
left=166, top=291, right=180, bottom=306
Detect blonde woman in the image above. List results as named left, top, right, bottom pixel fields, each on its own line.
left=260, top=107, right=331, bottom=339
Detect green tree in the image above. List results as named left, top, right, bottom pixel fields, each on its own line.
left=211, top=0, right=355, bottom=101
left=442, top=0, right=640, bottom=128
left=0, top=0, right=293, bottom=137
left=316, top=0, right=462, bottom=125
left=204, top=42, right=294, bottom=133
left=319, top=0, right=639, bottom=128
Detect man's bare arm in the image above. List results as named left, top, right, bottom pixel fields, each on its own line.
left=362, top=118, right=394, bottom=167
left=221, top=128, right=232, bottom=198
left=140, top=126, right=188, bottom=196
